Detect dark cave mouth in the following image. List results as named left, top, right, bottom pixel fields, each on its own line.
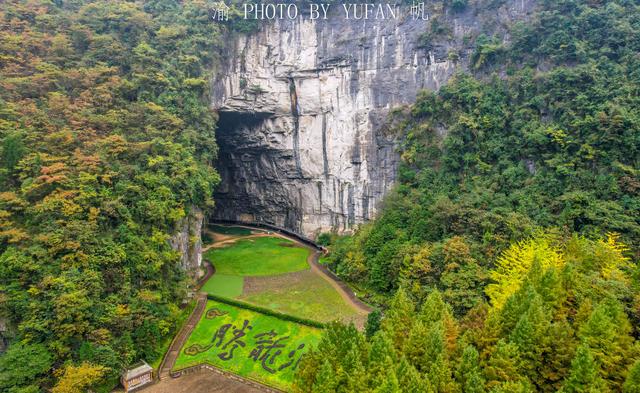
left=212, top=110, right=303, bottom=230
left=216, top=110, right=273, bottom=132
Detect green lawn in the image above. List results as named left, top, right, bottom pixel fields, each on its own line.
left=204, top=237, right=310, bottom=276
left=239, top=270, right=364, bottom=325
left=174, top=300, right=322, bottom=390
left=201, top=274, right=243, bottom=298
left=209, top=224, right=253, bottom=236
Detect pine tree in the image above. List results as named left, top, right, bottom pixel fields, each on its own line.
left=428, top=354, right=459, bottom=393
left=312, top=360, right=337, bottom=393
left=404, top=320, right=431, bottom=372
left=508, top=294, right=551, bottom=389
left=343, top=342, right=369, bottom=393
left=396, top=356, right=433, bottom=393
left=381, top=287, right=415, bottom=350
left=456, top=345, right=486, bottom=393
left=374, top=368, right=402, bottom=393
left=368, top=330, right=398, bottom=390
left=483, top=339, right=523, bottom=389
left=421, top=290, right=460, bottom=359
left=366, top=309, right=382, bottom=338
left=623, top=360, right=640, bottom=393
left=419, top=289, right=450, bottom=325
left=578, top=300, right=635, bottom=390
left=560, top=345, right=608, bottom=393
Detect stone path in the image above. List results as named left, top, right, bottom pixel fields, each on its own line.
left=156, top=260, right=214, bottom=380
left=158, top=292, right=208, bottom=380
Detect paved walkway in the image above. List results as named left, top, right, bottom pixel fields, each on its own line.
left=306, top=249, right=372, bottom=315
left=157, top=260, right=214, bottom=379
left=143, top=370, right=263, bottom=393
left=158, top=292, right=208, bottom=380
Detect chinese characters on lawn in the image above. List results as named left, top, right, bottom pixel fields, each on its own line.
left=184, top=308, right=307, bottom=374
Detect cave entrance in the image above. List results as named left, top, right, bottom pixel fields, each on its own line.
left=212, top=110, right=304, bottom=233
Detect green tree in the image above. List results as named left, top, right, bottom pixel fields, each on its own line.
left=365, top=309, right=382, bottom=338
left=456, top=345, right=486, bottom=393
left=483, top=340, right=524, bottom=389
left=560, top=345, right=608, bottom=393
left=381, top=288, right=415, bottom=349
left=624, top=360, right=640, bottom=393
left=0, top=342, right=52, bottom=393
left=312, top=360, right=336, bottom=393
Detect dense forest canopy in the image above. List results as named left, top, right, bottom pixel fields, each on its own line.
left=304, top=0, right=640, bottom=392
left=0, top=0, right=223, bottom=391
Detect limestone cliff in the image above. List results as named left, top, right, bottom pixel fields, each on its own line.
left=212, top=0, right=535, bottom=237
left=170, top=207, right=204, bottom=277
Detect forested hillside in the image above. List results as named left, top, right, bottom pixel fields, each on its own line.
left=305, top=0, right=640, bottom=391
left=0, top=1, right=223, bottom=391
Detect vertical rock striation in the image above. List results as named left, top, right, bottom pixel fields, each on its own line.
left=170, top=207, right=204, bottom=277
left=212, top=1, right=535, bottom=237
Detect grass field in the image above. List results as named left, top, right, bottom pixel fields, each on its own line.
left=204, top=237, right=310, bottom=276
left=240, top=270, right=364, bottom=325
left=201, top=228, right=363, bottom=326
left=174, top=300, right=322, bottom=390
left=201, top=274, right=243, bottom=298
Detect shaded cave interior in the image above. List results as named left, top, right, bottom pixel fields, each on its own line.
left=212, top=110, right=305, bottom=233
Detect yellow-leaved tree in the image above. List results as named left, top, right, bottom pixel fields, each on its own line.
left=52, top=362, right=108, bottom=393
left=486, top=235, right=564, bottom=310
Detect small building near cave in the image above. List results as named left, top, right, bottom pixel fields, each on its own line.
left=121, top=361, right=153, bottom=392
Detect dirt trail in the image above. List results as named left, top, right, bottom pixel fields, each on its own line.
left=201, top=232, right=272, bottom=252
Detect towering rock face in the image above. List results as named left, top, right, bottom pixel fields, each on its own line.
left=170, top=207, right=204, bottom=277
left=212, top=1, right=535, bottom=237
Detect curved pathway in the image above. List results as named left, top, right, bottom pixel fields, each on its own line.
left=158, top=261, right=214, bottom=379
left=305, top=249, right=372, bottom=315
left=201, top=232, right=272, bottom=252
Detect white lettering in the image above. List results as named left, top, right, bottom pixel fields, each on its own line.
left=287, top=4, right=298, bottom=19
left=342, top=3, right=353, bottom=19
left=320, top=4, right=330, bottom=19
left=243, top=3, right=254, bottom=19
left=310, top=3, right=320, bottom=19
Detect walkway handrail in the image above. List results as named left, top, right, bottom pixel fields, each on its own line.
left=209, top=219, right=328, bottom=253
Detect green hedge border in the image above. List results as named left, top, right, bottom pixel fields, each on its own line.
left=206, top=293, right=326, bottom=329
